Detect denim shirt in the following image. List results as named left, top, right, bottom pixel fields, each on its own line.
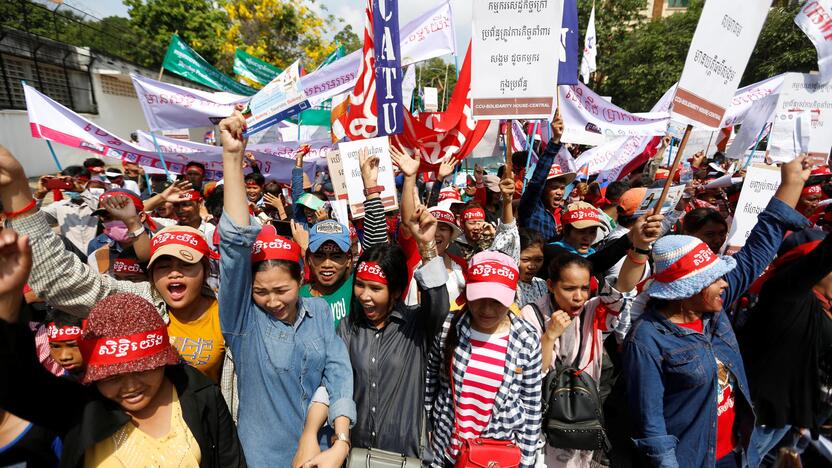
left=218, top=213, right=356, bottom=468
left=623, top=198, right=809, bottom=468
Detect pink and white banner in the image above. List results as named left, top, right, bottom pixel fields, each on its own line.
left=24, top=83, right=321, bottom=184
left=132, top=74, right=247, bottom=132
left=796, top=1, right=832, bottom=85
left=559, top=82, right=670, bottom=146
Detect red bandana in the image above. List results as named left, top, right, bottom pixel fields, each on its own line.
left=151, top=231, right=213, bottom=257
left=655, top=242, right=718, bottom=283
left=81, top=326, right=169, bottom=366
left=179, top=190, right=202, bottom=202
left=462, top=207, right=486, bottom=221
left=439, top=189, right=461, bottom=202
left=47, top=322, right=84, bottom=342
left=356, top=261, right=387, bottom=284
left=802, top=184, right=822, bottom=197
left=563, top=208, right=601, bottom=225
left=245, top=180, right=262, bottom=188
left=112, top=258, right=145, bottom=275
left=467, top=261, right=519, bottom=289
left=251, top=234, right=302, bottom=263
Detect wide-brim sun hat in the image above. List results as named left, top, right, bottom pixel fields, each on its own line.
left=645, top=235, right=737, bottom=300
left=546, top=163, right=576, bottom=185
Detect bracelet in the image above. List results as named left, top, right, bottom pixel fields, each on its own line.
left=632, top=246, right=652, bottom=255
left=627, top=250, right=648, bottom=265
left=3, top=199, right=37, bottom=219
left=363, top=185, right=384, bottom=196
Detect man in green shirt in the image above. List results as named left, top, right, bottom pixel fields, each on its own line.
left=300, top=220, right=354, bottom=327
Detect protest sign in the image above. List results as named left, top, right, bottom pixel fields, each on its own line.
left=337, top=137, right=399, bottom=217
left=131, top=74, right=247, bottom=131
left=423, top=87, right=439, bottom=112
left=723, top=164, right=781, bottom=254
left=560, top=82, right=669, bottom=145
left=402, top=65, right=416, bottom=108
left=634, top=184, right=686, bottom=216
left=726, top=94, right=777, bottom=159
left=244, top=61, right=311, bottom=136
left=324, top=149, right=349, bottom=201
left=721, top=74, right=785, bottom=127
left=679, top=129, right=715, bottom=161
left=471, top=0, right=563, bottom=119
left=373, top=0, right=404, bottom=136
left=795, top=1, right=832, bottom=85
left=670, top=0, right=772, bottom=129
left=234, top=48, right=283, bottom=86
left=767, top=72, right=832, bottom=164
left=162, top=34, right=256, bottom=96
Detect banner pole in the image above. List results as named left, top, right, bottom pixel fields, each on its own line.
left=44, top=141, right=63, bottom=172
left=523, top=121, right=540, bottom=177
left=742, top=123, right=769, bottom=171
left=149, top=131, right=172, bottom=180
left=655, top=124, right=693, bottom=210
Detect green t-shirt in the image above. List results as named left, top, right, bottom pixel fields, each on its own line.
left=300, top=275, right=353, bottom=327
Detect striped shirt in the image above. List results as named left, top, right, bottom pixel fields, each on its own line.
left=426, top=312, right=542, bottom=468
left=450, top=331, right=508, bottom=455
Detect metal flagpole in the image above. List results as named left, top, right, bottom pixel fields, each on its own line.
left=743, top=123, right=770, bottom=171
left=149, top=131, right=172, bottom=180
left=45, top=141, right=63, bottom=172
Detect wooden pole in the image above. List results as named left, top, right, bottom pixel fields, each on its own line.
left=655, top=124, right=692, bottom=211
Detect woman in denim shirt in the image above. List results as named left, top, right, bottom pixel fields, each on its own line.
left=216, top=112, right=356, bottom=467
left=623, top=157, right=811, bottom=468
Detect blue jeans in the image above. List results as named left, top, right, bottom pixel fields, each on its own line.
left=715, top=451, right=741, bottom=468
left=752, top=425, right=792, bottom=462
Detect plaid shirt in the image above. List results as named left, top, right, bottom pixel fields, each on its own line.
left=425, top=311, right=542, bottom=467
left=518, top=140, right=563, bottom=242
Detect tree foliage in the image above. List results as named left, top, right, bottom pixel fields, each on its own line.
left=223, top=0, right=343, bottom=71
left=596, top=1, right=817, bottom=112
left=414, top=58, right=457, bottom=111
left=125, top=0, right=228, bottom=70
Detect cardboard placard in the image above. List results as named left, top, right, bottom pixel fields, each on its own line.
left=635, top=185, right=686, bottom=216
left=337, top=137, right=399, bottom=218
left=471, top=0, right=563, bottom=119
left=670, top=0, right=773, bottom=129
left=324, top=149, right=349, bottom=201
left=768, top=72, right=832, bottom=165
left=723, top=164, right=780, bottom=254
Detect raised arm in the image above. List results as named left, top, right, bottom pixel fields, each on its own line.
left=292, top=144, right=312, bottom=227
left=723, top=156, right=811, bottom=306
left=617, top=211, right=663, bottom=293
left=518, top=114, right=563, bottom=226
left=359, top=148, right=389, bottom=248
left=0, top=147, right=154, bottom=317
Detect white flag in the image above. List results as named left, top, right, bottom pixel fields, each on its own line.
left=795, top=0, right=832, bottom=84
left=580, top=6, right=597, bottom=84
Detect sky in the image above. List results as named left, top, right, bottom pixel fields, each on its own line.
left=48, top=0, right=473, bottom=61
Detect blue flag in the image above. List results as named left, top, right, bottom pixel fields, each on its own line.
left=558, top=0, right=579, bottom=85
left=373, top=0, right=404, bottom=136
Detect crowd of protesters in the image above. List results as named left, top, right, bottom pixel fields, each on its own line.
left=0, top=107, right=829, bottom=468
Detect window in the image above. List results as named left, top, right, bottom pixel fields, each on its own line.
left=100, top=75, right=137, bottom=98
left=667, top=0, right=690, bottom=8
left=0, top=54, right=96, bottom=113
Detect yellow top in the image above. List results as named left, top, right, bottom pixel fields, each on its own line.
left=85, top=386, right=201, bottom=468
left=167, top=300, right=225, bottom=382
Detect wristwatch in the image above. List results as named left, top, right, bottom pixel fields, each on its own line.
left=126, top=226, right=146, bottom=239
left=363, top=185, right=384, bottom=196
left=334, top=432, right=351, bottom=448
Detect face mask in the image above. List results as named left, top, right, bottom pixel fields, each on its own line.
left=87, top=187, right=105, bottom=198
left=64, top=191, right=81, bottom=200
left=103, top=221, right=130, bottom=242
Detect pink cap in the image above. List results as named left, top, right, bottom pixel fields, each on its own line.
left=465, top=251, right=519, bottom=308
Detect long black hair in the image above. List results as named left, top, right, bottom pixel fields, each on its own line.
left=348, top=243, right=408, bottom=329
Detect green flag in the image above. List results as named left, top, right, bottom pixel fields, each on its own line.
left=315, top=45, right=346, bottom=71
left=162, top=34, right=256, bottom=96
left=233, top=49, right=283, bottom=86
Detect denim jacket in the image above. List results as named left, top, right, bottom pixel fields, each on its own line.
left=218, top=213, right=356, bottom=467
left=622, top=198, right=809, bottom=468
